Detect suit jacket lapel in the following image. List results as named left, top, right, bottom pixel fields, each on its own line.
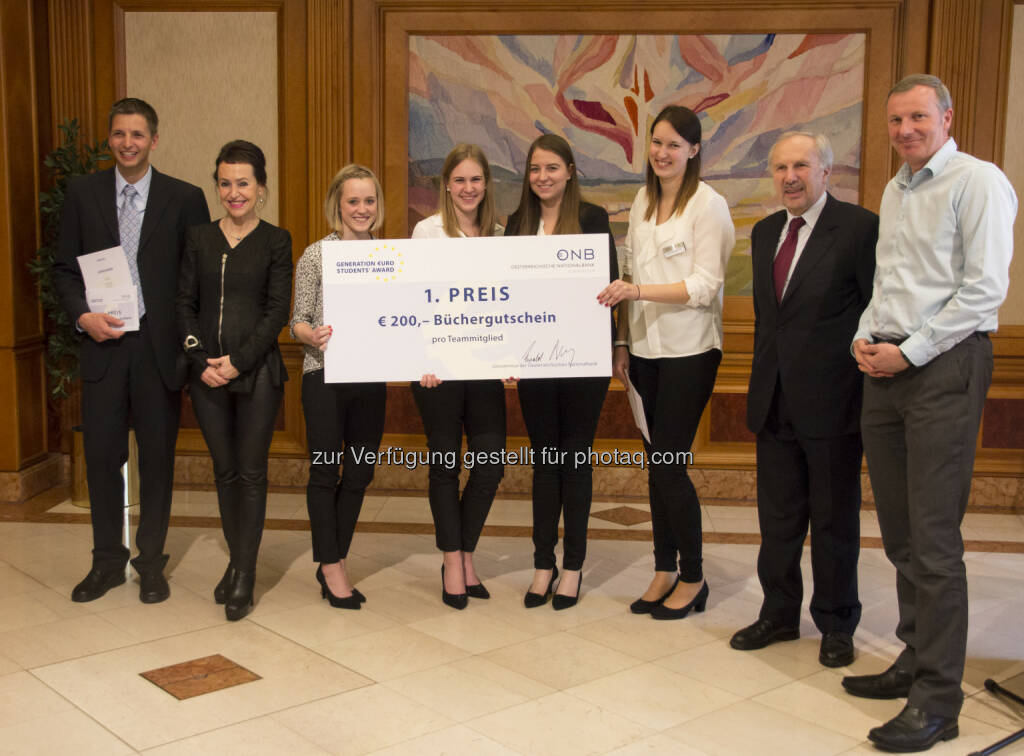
left=93, top=168, right=119, bottom=243
left=138, top=168, right=170, bottom=254
left=780, top=193, right=838, bottom=307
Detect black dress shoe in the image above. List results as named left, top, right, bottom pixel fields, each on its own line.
left=214, top=564, right=235, bottom=604
left=441, top=565, right=467, bottom=610
left=139, top=571, right=170, bottom=604
left=71, top=567, right=126, bottom=602
left=466, top=582, right=490, bottom=599
left=316, top=565, right=366, bottom=603
left=842, top=663, right=913, bottom=699
left=552, top=572, right=581, bottom=610
left=819, top=632, right=855, bottom=667
left=225, top=570, right=255, bottom=621
left=650, top=581, right=709, bottom=620
left=523, top=566, right=558, bottom=608
left=867, top=704, right=957, bottom=752
left=630, top=575, right=679, bottom=614
left=729, top=617, right=799, bottom=650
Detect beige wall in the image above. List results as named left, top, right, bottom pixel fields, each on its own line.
left=1001, top=3, right=1024, bottom=324
left=124, top=11, right=279, bottom=224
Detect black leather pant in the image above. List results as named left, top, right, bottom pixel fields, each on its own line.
left=190, top=365, right=283, bottom=571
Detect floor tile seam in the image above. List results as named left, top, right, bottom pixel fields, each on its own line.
left=0, top=561, right=69, bottom=603
left=24, top=667, right=140, bottom=753
left=560, top=612, right=716, bottom=660
left=5, top=610, right=155, bottom=670
left=241, top=617, right=388, bottom=683
left=268, top=680, right=457, bottom=749
left=359, top=726, right=515, bottom=756
left=748, top=680, right=883, bottom=742
left=376, top=669, right=541, bottom=727
left=556, top=662, right=735, bottom=733
left=651, top=650, right=821, bottom=701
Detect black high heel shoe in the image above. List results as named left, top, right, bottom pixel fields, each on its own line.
left=214, top=563, right=236, bottom=605
left=315, top=565, right=366, bottom=603
left=629, top=575, right=679, bottom=614
left=224, top=570, right=255, bottom=621
left=650, top=581, right=709, bottom=620
left=315, top=565, right=361, bottom=609
left=523, top=566, right=558, bottom=608
left=441, top=565, right=467, bottom=610
left=466, top=582, right=490, bottom=599
left=552, top=570, right=581, bottom=610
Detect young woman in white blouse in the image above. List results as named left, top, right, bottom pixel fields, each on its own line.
left=599, top=105, right=735, bottom=619
left=410, top=144, right=506, bottom=610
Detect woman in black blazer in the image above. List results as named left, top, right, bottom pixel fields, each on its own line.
left=177, top=140, right=292, bottom=621
left=506, top=133, right=617, bottom=609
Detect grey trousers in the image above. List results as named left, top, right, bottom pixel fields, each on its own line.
left=861, top=333, right=992, bottom=718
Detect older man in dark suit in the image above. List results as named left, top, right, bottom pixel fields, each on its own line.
left=730, top=132, right=877, bottom=667
left=53, top=98, right=209, bottom=603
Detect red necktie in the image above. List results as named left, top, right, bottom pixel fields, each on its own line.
left=773, top=216, right=806, bottom=302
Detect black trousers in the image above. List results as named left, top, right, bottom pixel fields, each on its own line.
left=755, top=382, right=863, bottom=634
left=81, top=324, right=180, bottom=574
left=861, top=333, right=992, bottom=719
left=518, top=376, right=609, bottom=571
left=302, top=370, right=385, bottom=562
left=190, top=365, right=282, bottom=571
left=411, top=379, right=505, bottom=552
left=630, top=350, right=720, bottom=581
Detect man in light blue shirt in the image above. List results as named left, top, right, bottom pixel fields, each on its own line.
left=843, top=74, right=1017, bottom=753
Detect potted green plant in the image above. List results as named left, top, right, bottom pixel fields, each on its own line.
left=29, top=118, right=110, bottom=399
left=29, top=119, right=109, bottom=504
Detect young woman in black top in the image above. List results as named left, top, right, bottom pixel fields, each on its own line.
left=506, top=134, right=617, bottom=609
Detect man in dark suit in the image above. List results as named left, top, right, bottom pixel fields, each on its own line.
left=730, top=132, right=877, bottom=667
left=53, top=98, right=209, bottom=603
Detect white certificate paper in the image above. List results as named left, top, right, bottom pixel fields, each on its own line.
left=322, top=234, right=612, bottom=382
left=77, top=246, right=139, bottom=331
left=85, top=286, right=140, bottom=331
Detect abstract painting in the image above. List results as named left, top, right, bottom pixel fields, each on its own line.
left=409, top=33, right=865, bottom=295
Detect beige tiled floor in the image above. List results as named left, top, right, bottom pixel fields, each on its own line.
left=2, top=497, right=1023, bottom=754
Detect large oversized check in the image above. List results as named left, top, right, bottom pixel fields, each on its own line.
left=322, top=234, right=611, bottom=382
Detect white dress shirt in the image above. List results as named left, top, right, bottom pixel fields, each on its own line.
left=774, top=189, right=827, bottom=299
left=620, top=182, right=735, bottom=358
left=411, top=213, right=503, bottom=239
left=854, top=138, right=1017, bottom=366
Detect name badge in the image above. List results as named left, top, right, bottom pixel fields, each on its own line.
left=661, top=241, right=687, bottom=258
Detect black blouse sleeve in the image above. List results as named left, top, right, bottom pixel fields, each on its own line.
left=176, top=224, right=211, bottom=375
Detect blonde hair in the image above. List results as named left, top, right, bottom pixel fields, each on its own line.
left=437, top=144, right=497, bottom=237
left=324, top=164, right=384, bottom=234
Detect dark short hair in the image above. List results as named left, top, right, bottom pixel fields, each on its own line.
left=214, top=140, right=267, bottom=186
left=108, top=97, right=158, bottom=135
left=888, top=74, right=953, bottom=112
